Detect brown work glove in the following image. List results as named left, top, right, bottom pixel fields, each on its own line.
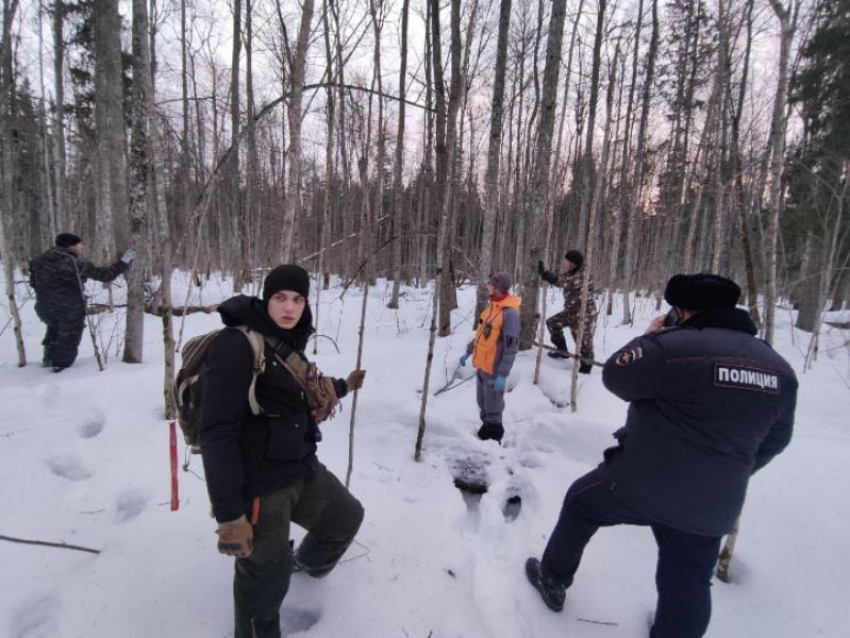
left=217, top=515, right=253, bottom=558
left=346, top=369, right=366, bottom=392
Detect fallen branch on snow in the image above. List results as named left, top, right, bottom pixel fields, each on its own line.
left=0, top=533, right=101, bottom=555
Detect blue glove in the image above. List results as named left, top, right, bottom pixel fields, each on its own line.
left=121, top=248, right=136, bottom=264
left=493, top=375, right=507, bottom=392
left=459, top=353, right=470, bottom=367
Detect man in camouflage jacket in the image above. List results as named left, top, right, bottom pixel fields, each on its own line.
left=538, top=249, right=597, bottom=373
left=29, top=233, right=134, bottom=371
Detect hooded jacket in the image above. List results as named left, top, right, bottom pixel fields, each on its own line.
left=199, top=295, right=347, bottom=523
left=600, top=307, right=797, bottom=537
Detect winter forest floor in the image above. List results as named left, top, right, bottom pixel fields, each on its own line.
left=1, top=270, right=849, bottom=638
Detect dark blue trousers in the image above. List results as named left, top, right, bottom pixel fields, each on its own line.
left=541, top=468, right=722, bottom=638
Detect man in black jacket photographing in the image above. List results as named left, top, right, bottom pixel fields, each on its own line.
left=525, top=273, right=797, bottom=638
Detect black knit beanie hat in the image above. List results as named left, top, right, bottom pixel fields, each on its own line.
left=262, top=264, right=310, bottom=304
left=564, top=249, right=584, bottom=268
left=664, top=273, right=741, bottom=310
left=56, top=233, right=82, bottom=248
left=488, top=272, right=512, bottom=295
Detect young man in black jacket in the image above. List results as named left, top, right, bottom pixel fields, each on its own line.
left=525, top=273, right=797, bottom=638
left=199, top=264, right=366, bottom=638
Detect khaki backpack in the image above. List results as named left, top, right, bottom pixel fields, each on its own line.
left=174, top=327, right=340, bottom=452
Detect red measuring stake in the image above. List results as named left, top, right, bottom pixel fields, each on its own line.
left=169, top=420, right=180, bottom=511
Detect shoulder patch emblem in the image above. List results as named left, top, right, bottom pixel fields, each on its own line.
left=615, top=346, right=643, bottom=366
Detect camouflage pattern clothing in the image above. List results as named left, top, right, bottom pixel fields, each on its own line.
left=543, top=266, right=597, bottom=363
left=29, top=247, right=128, bottom=369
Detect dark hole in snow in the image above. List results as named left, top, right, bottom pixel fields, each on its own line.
left=502, top=494, right=522, bottom=521
left=453, top=476, right=488, bottom=494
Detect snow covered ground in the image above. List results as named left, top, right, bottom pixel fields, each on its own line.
left=1, top=270, right=849, bottom=638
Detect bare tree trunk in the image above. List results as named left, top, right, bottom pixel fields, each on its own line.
left=228, top=0, right=242, bottom=286
left=575, top=0, right=607, bottom=251
left=314, top=0, right=336, bottom=354
left=124, top=0, right=155, bottom=363
left=729, top=0, right=761, bottom=327
left=415, top=0, right=464, bottom=460
left=388, top=0, right=411, bottom=309
left=52, top=0, right=68, bottom=230
left=476, top=0, right=511, bottom=321
left=763, top=0, right=796, bottom=345
left=94, top=0, right=130, bottom=256
left=570, top=43, right=618, bottom=412
left=280, top=0, right=315, bottom=262
left=347, top=0, right=385, bottom=487
left=0, top=0, right=24, bottom=366
left=36, top=0, right=55, bottom=248
left=517, top=0, right=569, bottom=349
left=607, top=0, right=644, bottom=316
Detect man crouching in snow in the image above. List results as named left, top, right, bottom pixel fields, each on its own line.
left=199, top=264, right=365, bottom=638
left=524, top=273, right=797, bottom=638
left=459, top=272, right=520, bottom=443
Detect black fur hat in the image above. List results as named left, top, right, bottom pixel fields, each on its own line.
left=55, top=233, right=82, bottom=248
left=664, top=273, right=741, bottom=310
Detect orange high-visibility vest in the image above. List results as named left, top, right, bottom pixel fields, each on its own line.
left=472, top=294, right=520, bottom=375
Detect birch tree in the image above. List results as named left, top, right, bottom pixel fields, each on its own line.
left=0, top=0, right=25, bottom=366
left=280, top=0, right=315, bottom=262
left=763, top=0, right=797, bottom=345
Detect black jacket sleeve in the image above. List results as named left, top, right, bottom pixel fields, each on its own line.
left=199, top=330, right=254, bottom=523
left=753, top=381, right=797, bottom=472
left=602, top=332, right=669, bottom=402
left=78, top=258, right=128, bottom=283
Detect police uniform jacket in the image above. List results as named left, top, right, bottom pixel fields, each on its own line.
left=600, top=306, right=797, bottom=537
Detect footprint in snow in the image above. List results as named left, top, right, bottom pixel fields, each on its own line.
left=9, top=594, right=60, bottom=638
left=78, top=412, right=105, bottom=439
left=46, top=455, right=92, bottom=482
left=282, top=607, right=321, bottom=634
left=114, top=490, right=149, bottom=523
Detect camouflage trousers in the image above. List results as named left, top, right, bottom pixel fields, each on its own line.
left=546, top=310, right=596, bottom=363
left=233, top=463, right=364, bottom=638
left=37, top=311, right=85, bottom=369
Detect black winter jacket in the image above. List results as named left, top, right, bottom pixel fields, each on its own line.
left=29, top=248, right=128, bottom=320
left=600, top=307, right=797, bottom=537
left=199, top=295, right=348, bottom=523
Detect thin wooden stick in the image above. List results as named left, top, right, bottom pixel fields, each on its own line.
left=716, top=517, right=740, bottom=583
left=0, top=533, right=101, bottom=555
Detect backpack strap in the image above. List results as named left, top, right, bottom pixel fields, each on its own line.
left=234, top=326, right=266, bottom=416
left=263, top=336, right=310, bottom=390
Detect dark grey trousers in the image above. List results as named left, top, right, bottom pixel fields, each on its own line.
left=476, top=370, right=505, bottom=425
left=541, top=468, right=722, bottom=638
left=233, top=463, right=364, bottom=638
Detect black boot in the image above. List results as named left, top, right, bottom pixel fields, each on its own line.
left=477, top=422, right=504, bottom=443
left=579, top=362, right=592, bottom=374
left=547, top=333, right=570, bottom=359
left=525, top=557, right=566, bottom=612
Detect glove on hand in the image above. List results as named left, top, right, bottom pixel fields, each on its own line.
left=346, top=369, right=366, bottom=392
left=217, top=515, right=253, bottom=558
left=537, top=260, right=546, bottom=276
left=459, top=353, right=470, bottom=367
left=493, top=375, right=507, bottom=392
left=120, top=248, right=136, bottom=264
